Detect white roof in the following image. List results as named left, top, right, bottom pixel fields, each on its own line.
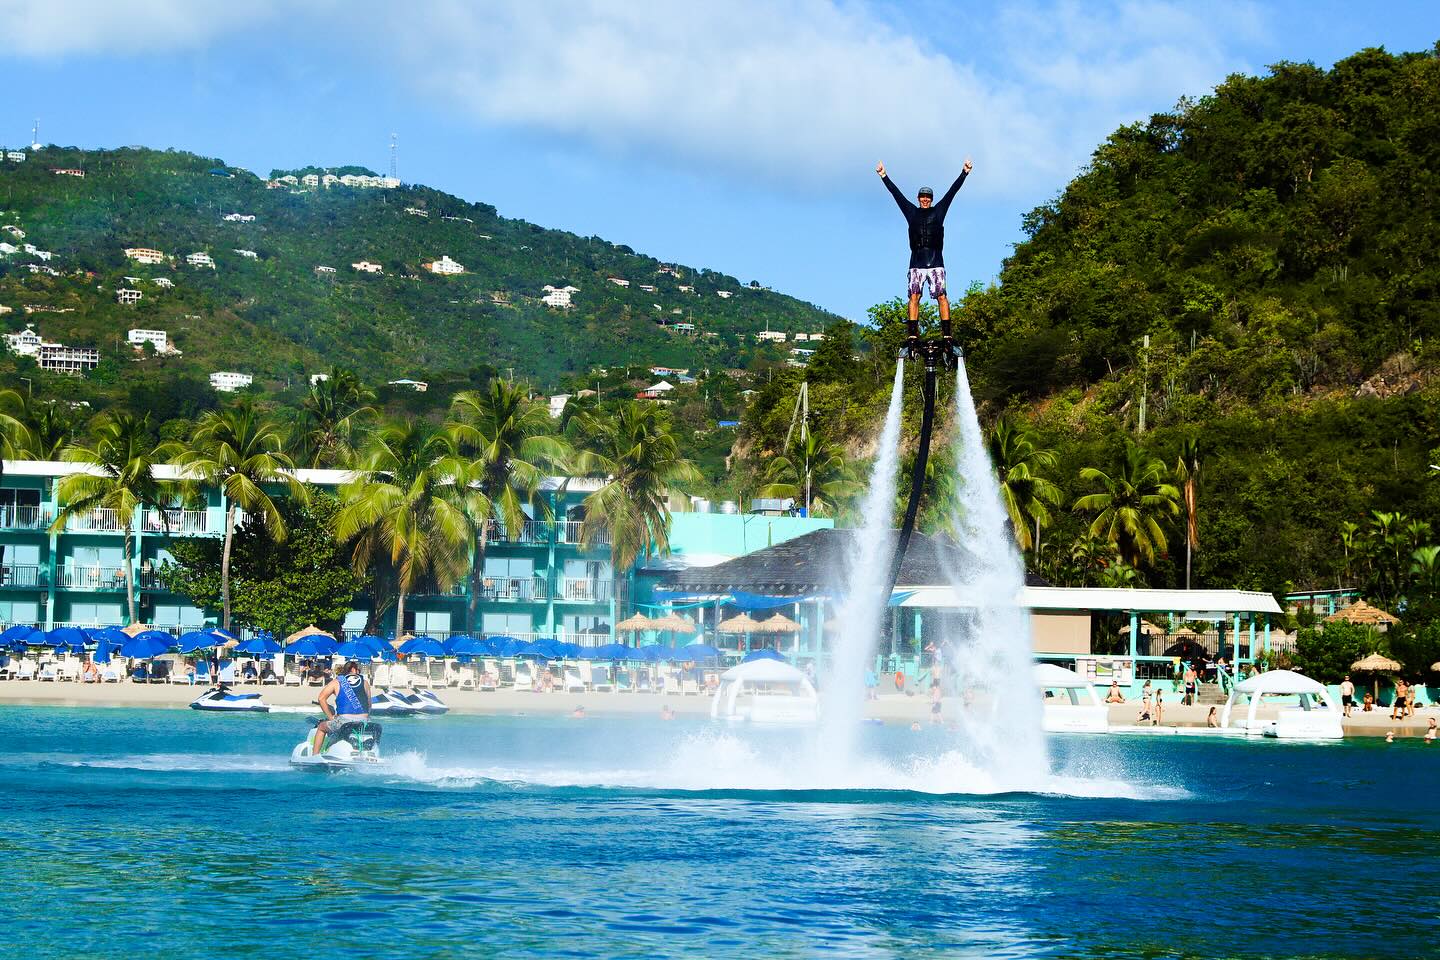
left=721, top=659, right=807, bottom=684
left=1033, top=663, right=1090, bottom=689
left=1233, top=669, right=1326, bottom=696
left=898, top=585, right=1282, bottom=615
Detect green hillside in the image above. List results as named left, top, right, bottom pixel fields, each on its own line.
left=740, top=43, right=1440, bottom=599
left=0, top=146, right=838, bottom=394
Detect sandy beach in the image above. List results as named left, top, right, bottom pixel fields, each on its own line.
left=2, top=679, right=1433, bottom=737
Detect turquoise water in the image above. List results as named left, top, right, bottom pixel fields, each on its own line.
left=2, top=706, right=1436, bottom=959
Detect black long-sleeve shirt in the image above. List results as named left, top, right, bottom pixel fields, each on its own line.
left=882, top=170, right=968, bottom=269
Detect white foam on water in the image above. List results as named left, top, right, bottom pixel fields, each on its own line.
left=40, top=753, right=290, bottom=774
left=368, top=732, right=1184, bottom=801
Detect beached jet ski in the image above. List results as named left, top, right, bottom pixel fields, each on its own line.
left=368, top=689, right=421, bottom=717
left=387, top=687, right=449, bottom=715
left=190, top=686, right=271, bottom=713
left=290, top=719, right=383, bottom=770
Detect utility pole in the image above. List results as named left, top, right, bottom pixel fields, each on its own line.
left=1137, top=334, right=1149, bottom=434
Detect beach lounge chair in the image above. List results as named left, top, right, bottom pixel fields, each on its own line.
left=218, top=661, right=237, bottom=684
left=56, top=659, right=80, bottom=682
left=513, top=663, right=534, bottom=691
left=563, top=667, right=587, bottom=692
left=457, top=665, right=476, bottom=690
left=372, top=663, right=392, bottom=687
left=478, top=659, right=499, bottom=691
left=427, top=660, right=447, bottom=688
left=445, top=661, right=464, bottom=688
left=194, top=661, right=211, bottom=685
left=100, top=660, right=122, bottom=682
left=283, top=670, right=302, bottom=686
left=590, top=665, right=614, bottom=693
left=168, top=663, right=195, bottom=684
left=37, top=661, right=57, bottom=681
left=0, top=658, right=13, bottom=680
left=16, top=658, right=37, bottom=680
left=130, top=664, right=150, bottom=683
left=681, top=677, right=701, bottom=696
left=390, top=664, right=412, bottom=688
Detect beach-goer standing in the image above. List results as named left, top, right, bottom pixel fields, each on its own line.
left=1391, top=678, right=1408, bottom=720
left=1137, top=691, right=1152, bottom=725
left=1153, top=690, right=1164, bottom=727
left=1183, top=664, right=1198, bottom=706
left=1340, top=676, right=1355, bottom=717
left=930, top=681, right=943, bottom=724
left=1206, top=706, right=1219, bottom=728
left=875, top=158, right=972, bottom=350
left=1425, top=718, right=1437, bottom=743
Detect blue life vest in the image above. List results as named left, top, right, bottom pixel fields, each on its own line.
left=335, top=674, right=368, bottom=715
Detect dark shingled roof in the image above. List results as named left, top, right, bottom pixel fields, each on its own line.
left=660, top=528, right=1048, bottom=596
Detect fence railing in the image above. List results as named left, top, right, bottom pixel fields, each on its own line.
left=479, top=577, right=548, bottom=602
left=142, top=509, right=210, bottom=534
left=61, top=508, right=127, bottom=532
left=485, top=519, right=551, bottom=545
left=554, top=578, right=613, bottom=602
left=0, top=505, right=49, bottom=530
left=0, top=564, right=44, bottom=587
left=55, top=566, right=128, bottom=589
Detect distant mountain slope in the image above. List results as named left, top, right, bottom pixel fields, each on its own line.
left=0, top=146, right=838, bottom=389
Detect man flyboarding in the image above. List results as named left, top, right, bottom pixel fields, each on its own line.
left=875, top=158, right=972, bottom=352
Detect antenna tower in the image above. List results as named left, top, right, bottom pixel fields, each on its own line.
left=389, top=133, right=398, bottom=180
left=31, top=119, right=40, bottom=149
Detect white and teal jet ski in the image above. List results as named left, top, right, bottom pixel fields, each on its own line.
left=190, top=686, right=271, bottom=713
left=290, top=719, right=384, bottom=770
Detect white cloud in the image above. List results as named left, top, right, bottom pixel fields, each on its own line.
left=0, top=0, right=291, bottom=55
left=388, top=0, right=1265, bottom=196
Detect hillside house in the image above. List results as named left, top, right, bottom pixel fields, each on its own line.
left=116, top=288, right=142, bottom=305
left=309, top=373, right=329, bottom=385
left=322, top=174, right=340, bottom=188
left=209, top=372, right=253, bottom=392
left=186, top=252, right=216, bottom=269
left=233, top=249, right=258, bottom=259
left=548, top=394, right=571, bottom=419
left=423, top=255, right=465, bottom=275
left=756, top=330, right=787, bottom=343
left=0, top=243, right=16, bottom=256
left=677, top=285, right=693, bottom=293
left=22, top=245, right=52, bottom=261
left=152, top=277, right=174, bottom=289
left=223, top=213, right=256, bottom=223
left=674, top=323, right=696, bottom=333
left=650, top=366, right=689, bottom=378
left=404, top=207, right=429, bottom=217
left=51, top=168, right=84, bottom=177
left=716, top=291, right=733, bottom=299
left=25, top=265, right=59, bottom=277
left=541, top=284, right=579, bottom=308
left=301, top=174, right=320, bottom=187
left=314, top=265, right=337, bottom=275
left=639, top=284, right=657, bottom=293
left=607, top=277, right=630, bottom=287
left=124, top=247, right=164, bottom=264
left=38, top=343, right=99, bottom=375
left=2, top=226, right=25, bottom=238
left=351, top=261, right=384, bottom=274
left=388, top=379, right=428, bottom=393
left=5, top=151, right=25, bottom=162
left=127, top=329, right=171, bottom=352
left=4, top=326, right=43, bottom=357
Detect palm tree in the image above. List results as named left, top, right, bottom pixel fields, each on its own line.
left=1410, top=545, right=1440, bottom=595
left=446, top=380, right=570, bottom=632
left=1174, top=436, right=1201, bottom=589
left=573, top=402, right=701, bottom=575
left=759, top=430, right=861, bottom=518
left=1338, top=520, right=1361, bottom=586
left=50, top=413, right=176, bottom=624
left=1073, top=442, right=1180, bottom=568
left=334, top=421, right=471, bottom=638
left=986, top=418, right=1062, bottom=552
left=177, top=397, right=307, bottom=630
left=298, top=367, right=375, bottom=467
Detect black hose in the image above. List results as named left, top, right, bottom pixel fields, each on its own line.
left=886, top=361, right=937, bottom=594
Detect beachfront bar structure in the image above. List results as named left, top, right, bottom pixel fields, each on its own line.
left=653, top=528, right=1284, bottom=691
left=0, top=460, right=830, bottom=640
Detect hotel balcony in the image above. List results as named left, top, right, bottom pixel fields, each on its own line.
left=142, top=508, right=211, bottom=535
left=485, top=518, right=551, bottom=545
left=55, top=565, right=129, bottom=590
left=0, top=564, right=45, bottom=588
left=0, top=505, right=50, bottom=530
left=554, top=578, right=614, bottom=602
left=60, top=508, right=128, bottom=533
left=480, top=577, right=548, bottom=602
left=555, top=520, right=608, bottom=547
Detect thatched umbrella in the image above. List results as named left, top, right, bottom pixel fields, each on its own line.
left=615, top=613, right=658, bottom=633
left=652, top=613, right=696, bottom=634
left=286, top=624, right=336, bottom=644
left=757, top=613, right=801, bottom=633
left=1352, top=652, right=1402, bottom=700
left=1115, top=620, right=1167, bottom=637
left=1172, top=626, right=1199, bottom=638
left=717, top=612, right=760, bottom=633
left=1327, top=600, right=1400, bottom=628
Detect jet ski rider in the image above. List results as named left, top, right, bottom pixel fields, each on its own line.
left=312, top=660, right=372, bottom=754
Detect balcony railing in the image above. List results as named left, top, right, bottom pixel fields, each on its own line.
left=56, top=566, right=128, bottom=590
left=480, top=577, right=548, bottom=602
left=485, top=519, right=551, bottom=545
left=0, top=505, right=49, bottom=530
left=62, top=508, right=127, bottom=532
left=554, top=578, right=613, bottom=602
left=555, top=520, right=609, bottom=546
left=0, top=564, right=44, bottom=588
left=142, top=508, right=210, bottom=534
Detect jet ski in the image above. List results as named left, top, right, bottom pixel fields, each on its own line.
left=290, top=719, right=384, bottom=770
left=190, top=686, right=271, bottom=713
left=388, top=687, right=449, bottom=715
left=369, top=689, right=421, bottom=717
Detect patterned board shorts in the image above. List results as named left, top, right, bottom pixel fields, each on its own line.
left=907, top=266, right=946, bottom=299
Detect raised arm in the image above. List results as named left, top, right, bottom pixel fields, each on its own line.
left=877, top=161, right=913, bottom=213
left=935, top=157, right=973, bottom=215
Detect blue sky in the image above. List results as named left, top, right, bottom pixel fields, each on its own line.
left=0, top=1, right=1435, bottom=321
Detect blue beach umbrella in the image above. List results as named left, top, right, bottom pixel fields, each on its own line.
left=743, top=648, right=786, bottom=663
left=0, top=624, right=42, bottom=647
left=399, top=636, right=445, bottom=658
left=443, top=634, right=478, bottom=655
left=45, top=626, right=89, bottom=648
left=495, top=636, right=528, bottom=658
left=335, top=639, right=379, bottom=659
left=176, top=630, right=218, bottom=653
left=678, top=643, right=721, bottom=661
left=234, top=636, right=282, bottom=656
left=448, top=636, right=491, bottom=656
left=287, top=636, right=338, bottom=657
left=120, top=632, right=174, bottom=659
left=589, top=643, right=630, bottom=660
